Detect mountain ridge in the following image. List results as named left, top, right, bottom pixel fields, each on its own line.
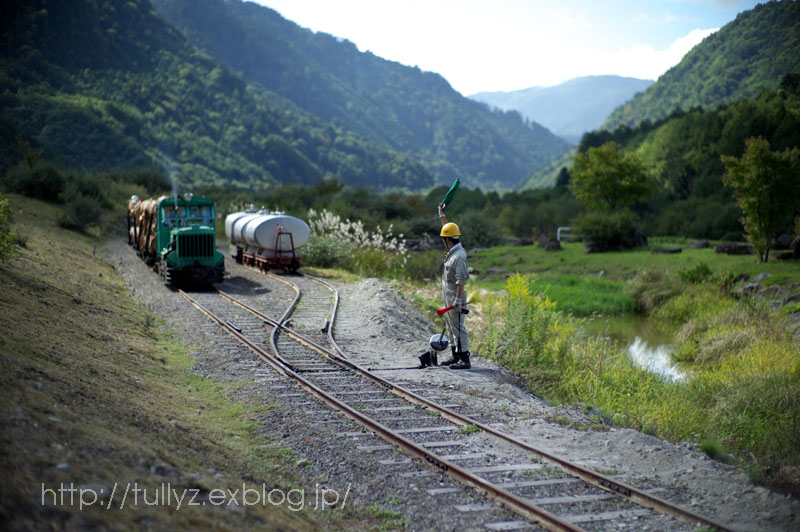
left=0, top=0, right=440, bottom=190
left=604, top=1, right=800, bottom=130
left=471, top=75, right=654, bottom=144
left=151, top=0, right=571, bottom=189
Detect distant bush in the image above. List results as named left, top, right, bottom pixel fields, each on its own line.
left=403, top=249, right=442, bottom=281
left=0, top=193, right=21, bottom=261
left=58, top=192, right=103, bottom=232
left=64, top=171, right=112, bottom=209
left=573, top=209, right=639, bottom=251
left=2, top=163, right=65, bottom=201
left=308, top=208, right=406, bottom=255
left=301, top=235, right=354, bottom=268
left=456, top=209, right=504, bottom=249
left=349, top=247, right=405, bottom=278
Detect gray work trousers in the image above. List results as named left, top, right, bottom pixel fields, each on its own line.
left=444, top=306, right=469, bottom=352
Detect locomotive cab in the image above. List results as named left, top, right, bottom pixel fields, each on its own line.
left=156, top=196, right=224, bottom=286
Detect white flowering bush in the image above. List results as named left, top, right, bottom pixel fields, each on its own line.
left=307, top=208, right=407, bottom=255
left=306, top=208, right=408, bottom=276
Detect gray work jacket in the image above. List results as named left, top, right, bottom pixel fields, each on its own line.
left=442, top=243, right=468, bottom=305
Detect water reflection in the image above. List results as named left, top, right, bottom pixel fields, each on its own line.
left=627, top=337, right=686, bottom=382
left=582, top=314, right=686, bottom=382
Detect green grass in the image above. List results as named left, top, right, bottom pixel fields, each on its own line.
left=459, top=424, right=481, bottom=435
left=472, top=241, right=800, bottom=283
left=469, top=240, right=800, bottom=319
left=367, top=503, right=407, bottom=531
left=478, top=273, right=634, bottom=315
left=528, top=274, right=635, bottom=315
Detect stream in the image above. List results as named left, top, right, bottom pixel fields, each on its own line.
left=582, top=314, right=686, bottom=382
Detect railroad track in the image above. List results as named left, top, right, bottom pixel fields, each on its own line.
left=178, top=271, right=735, bottom=532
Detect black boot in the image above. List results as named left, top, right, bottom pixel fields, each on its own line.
left=441, top=347, right=460, bottom=366
left=449, top=351, right=470, bottom=370
left=418, top=349, right=433, bottom=368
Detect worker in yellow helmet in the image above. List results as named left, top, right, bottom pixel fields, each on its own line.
left=438, top=203, right=470, bottom=369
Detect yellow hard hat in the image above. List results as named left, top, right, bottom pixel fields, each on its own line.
left=440, top=222, right=461, bottom=237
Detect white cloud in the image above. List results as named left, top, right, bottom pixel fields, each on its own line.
left=557, top=11, right=592, bottom=30
left=632, top=11, right=681, bottom=25
left=606, top=27, right=718, bottom=81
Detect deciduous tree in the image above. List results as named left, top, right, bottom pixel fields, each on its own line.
left=721, top=136, right=800, bottom=262
left=569, top=142, right=650, bottom=211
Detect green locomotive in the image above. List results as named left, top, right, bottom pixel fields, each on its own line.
left=128, top=193, right=225, bottom=286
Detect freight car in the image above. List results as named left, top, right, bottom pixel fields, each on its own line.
left=225, top=211, right=310, bottom=273
left=128, top=194, right=225, bottom=286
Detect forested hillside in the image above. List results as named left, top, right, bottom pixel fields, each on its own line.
left=605, top=1, right=800, bottom=129
left=0, top=0, right=434, bottom=190
left=151, top=0, right=571, bottom=189
left=471, top=76, right=653, bottom=144
left=582, top=74, right=800, bottom=240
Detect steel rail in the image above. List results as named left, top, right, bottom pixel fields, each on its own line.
left=261, top=271, right=301, bottom=327
left=216, top=277, right=735, bottom=532
left=299, top=272, right=342, bottom=354
left=180, top=288, right=582, bottom=532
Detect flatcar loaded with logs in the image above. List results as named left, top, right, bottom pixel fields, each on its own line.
left=128, top=194, right=225, bottom=286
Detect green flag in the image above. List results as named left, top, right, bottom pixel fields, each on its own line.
left=441, top=178, right=460, bottom=208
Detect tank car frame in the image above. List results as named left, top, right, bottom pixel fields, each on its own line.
left=233, top=228, right=301, bottom=273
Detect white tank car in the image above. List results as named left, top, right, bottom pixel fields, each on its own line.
left=225, top=212, right=310, bottom=258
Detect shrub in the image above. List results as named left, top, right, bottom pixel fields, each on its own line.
left=679, top=262, right=712, bottom=283
left=2, top=162, right=65, bottom=201
left=403, top=249, right=442, bottom=281
left=308, top=208, right=406, bottom=255
left=64, top=171, right=111, bottom=209
left=58, top=192, right=103, bottom=232
left=349, top=247, right=405, bottom=278
left=456, top=209, right=504, bottom=249
left=300, top=235, right=354, bottom=268
left=305, top=208, right=408, bottom=277
left=626, top=268, right=683, bottom=314
left=573, top=209, right=639, bottom=251
left=0, top=193, right=21, bottom=261
left=492, top=274, right=577, bottom=394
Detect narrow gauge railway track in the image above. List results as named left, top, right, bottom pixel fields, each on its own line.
left=178, top=275, right=734, bottom=532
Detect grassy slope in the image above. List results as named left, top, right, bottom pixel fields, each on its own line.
left=0, top=195, right=383, bottom=530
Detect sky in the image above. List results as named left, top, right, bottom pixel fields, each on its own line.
left=251, top=0, right=762, bottom=95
